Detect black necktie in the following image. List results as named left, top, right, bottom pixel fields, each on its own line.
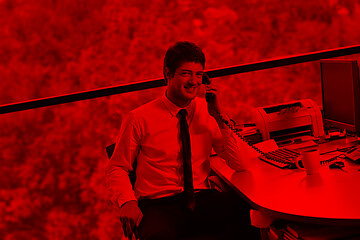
left=178, top=109, right=195, bottom=211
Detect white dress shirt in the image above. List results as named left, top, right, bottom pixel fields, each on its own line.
left=105, top=92, right=250, bottom=208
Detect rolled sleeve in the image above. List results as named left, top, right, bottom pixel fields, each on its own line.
left=213, top=123, right=251, bottom=171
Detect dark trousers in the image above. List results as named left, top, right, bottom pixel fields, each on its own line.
left=137, top=189, right=261, bottom=240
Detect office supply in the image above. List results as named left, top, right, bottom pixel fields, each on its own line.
left=284, top=140, right=317, bottom=151
left=237, top=126, right=263, bottom=145
left=258, top=147, right=300, bottom=169
left=321, top=59, right=360, bottom=135
left=329, top=161, right=345, bottom=169
left=297, top=149, right=321, bottom=175
left=254, top=139, right=347, bottom=169
left=251, top=99, right=324, bottom=142
left=318, top=136, right=359, bottom=154
left=344, top=145, right=360, bottom=162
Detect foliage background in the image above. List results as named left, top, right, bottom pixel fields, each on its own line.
left=1, top=0, right=360, bottom=239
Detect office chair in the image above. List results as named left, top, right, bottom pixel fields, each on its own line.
left=106, top=143, right=137, bottom=187
left=105, top=143, right=115, bottom=158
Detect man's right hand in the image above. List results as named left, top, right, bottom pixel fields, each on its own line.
left=119, top=200, right=143, bottom=239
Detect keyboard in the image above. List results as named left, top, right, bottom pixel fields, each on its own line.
left=259, top=147, right=301, bottom=168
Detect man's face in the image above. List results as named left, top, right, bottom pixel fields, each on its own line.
left=166, top=61, right=204, bottom=107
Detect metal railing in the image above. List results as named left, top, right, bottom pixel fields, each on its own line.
left=1, top=44, right=360, bottom=115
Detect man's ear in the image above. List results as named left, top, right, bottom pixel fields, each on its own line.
left=164, top=67, right=171, bottom=84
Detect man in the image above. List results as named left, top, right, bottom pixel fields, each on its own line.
left=106, top=41, right=259, bottom=239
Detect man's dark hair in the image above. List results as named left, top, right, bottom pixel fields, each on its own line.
left=163, top=41, right=205, bottom=84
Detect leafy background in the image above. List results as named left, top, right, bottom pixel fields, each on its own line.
left=1, top=0, right=360, bottom=239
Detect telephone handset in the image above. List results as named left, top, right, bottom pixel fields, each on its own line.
left=202, top=72, right=211, bottom=85
left=202, top=73, right=215, bottom=103
left=202, top=73, right=300, bottom=168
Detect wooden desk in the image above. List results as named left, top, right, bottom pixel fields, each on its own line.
left=210, top=143, right=360, bottom=226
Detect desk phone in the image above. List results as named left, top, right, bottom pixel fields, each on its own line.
left=203, top=73, right=303, bottom=169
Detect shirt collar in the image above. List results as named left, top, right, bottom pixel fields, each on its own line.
left=162, top=91, right=195, bottom=117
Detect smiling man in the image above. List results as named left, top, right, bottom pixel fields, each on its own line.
left=165, top=61, right=204, bottom=107
left=105, top=41, right=259, bottom=240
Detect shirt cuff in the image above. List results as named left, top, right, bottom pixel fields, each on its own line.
left=117, top=196, right=138, bottom=209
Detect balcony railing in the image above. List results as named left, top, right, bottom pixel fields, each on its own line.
left=1, top=44, right=360, bottom=115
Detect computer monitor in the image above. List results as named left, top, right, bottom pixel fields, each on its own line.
left=320, top=59, right=360, bottom=134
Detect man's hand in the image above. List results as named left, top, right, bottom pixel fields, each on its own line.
left=205, top=81, right=223, bottom=118
left=119, top=200, right=143, bottom=240
left=205, top=81, right=229, bottom=128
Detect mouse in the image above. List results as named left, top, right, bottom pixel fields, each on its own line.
left=329, top=161, right=345, bottom=169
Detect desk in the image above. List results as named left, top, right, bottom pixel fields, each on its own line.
left=210, top=140, right=360, bottom=226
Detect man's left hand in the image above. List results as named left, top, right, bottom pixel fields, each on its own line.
left=205, top=82, right=223, bottom=119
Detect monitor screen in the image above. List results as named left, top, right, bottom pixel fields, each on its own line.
left=320, top=60, right=360, bottom=133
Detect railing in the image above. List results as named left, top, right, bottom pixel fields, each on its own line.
left=1, top=44, right=360, bottom=115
